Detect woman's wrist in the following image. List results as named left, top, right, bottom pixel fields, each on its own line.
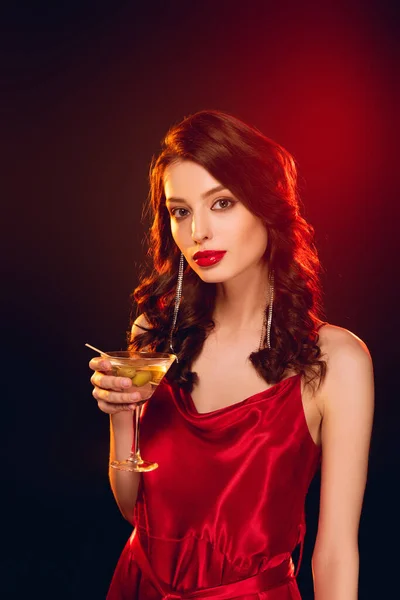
left=110, top=410, right=134, bottom=429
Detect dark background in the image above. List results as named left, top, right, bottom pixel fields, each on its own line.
left=2, top=1, right=399, bottom=598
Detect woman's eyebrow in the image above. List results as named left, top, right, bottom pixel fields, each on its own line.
left=165, top=184, right=228, bottom=204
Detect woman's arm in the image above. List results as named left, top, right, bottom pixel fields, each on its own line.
left=312, top=325, right=374, bottom=600
left=108, top=410, right=140, bottom=524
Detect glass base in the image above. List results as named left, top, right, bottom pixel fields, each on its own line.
left=110, top=455, right=158, bottom=472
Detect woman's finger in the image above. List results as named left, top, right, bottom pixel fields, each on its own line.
left=88, top=357, right=112, bottom=372
left=96, top=399, right=136, bottom=415
left=91, top=371, right=132, bottom=391
left=92, top=386, right=141, bottom=405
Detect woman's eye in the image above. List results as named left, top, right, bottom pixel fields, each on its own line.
left=170, top=207, right=189, bottom=219
left=212, top=198, right=233, bottom=210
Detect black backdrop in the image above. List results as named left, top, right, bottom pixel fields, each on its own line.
left=2, top=2, right=399, bottom=599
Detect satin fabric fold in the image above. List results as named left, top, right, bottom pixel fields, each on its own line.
left=107, top=373, right=321, bottom=599
left=127, top=530, right=296, bottom=599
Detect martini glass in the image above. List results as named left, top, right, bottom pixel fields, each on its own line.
left=100, top=350, right=176, bottom=472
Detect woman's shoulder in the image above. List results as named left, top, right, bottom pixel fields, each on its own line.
left=131, top=313, right=152, bottom=339
left=316, top=322, right=373, bottom=403
left=317, top=322, right=371, bottom=362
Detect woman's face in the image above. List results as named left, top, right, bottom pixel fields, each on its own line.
left=163, top=160, right=268, bottom=284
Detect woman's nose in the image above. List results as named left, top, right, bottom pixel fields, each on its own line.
left=191, top=213, right=212, bottom=243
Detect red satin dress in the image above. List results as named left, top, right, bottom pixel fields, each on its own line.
left=107, top=373, right=322, bottom=599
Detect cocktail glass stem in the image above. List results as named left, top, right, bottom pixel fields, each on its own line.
left=130, top=404, right=144, bottom=465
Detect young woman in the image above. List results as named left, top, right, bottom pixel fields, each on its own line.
left=89, top=110, right=374, bottom=599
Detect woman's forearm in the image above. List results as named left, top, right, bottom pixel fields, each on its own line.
left=312, top=548, right=359, bottom=600
left=109, top=411, right=140, bottom=524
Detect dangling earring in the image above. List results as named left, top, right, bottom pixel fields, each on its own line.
left=266, top=270, right=274, bottom=349
left=169, top=252, right=185, bottom=360
left=259, top=269, right=275, bottom=351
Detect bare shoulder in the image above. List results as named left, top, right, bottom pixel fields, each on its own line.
left=316, top=323, right=374, bottom=414
left=131, top=313, right=152, bottom=340
left=318, top=322, right=372, bottom=368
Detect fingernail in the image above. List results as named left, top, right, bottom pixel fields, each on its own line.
left=121, top=379, right=131, bottom=387
left=130, top=393, right=140, bottom=401
left=128, top=404, right=136, bottom=410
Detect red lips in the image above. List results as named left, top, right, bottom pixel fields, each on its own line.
left=193, top=250, right=226, bottom=267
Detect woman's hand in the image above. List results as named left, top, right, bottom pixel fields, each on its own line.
left=89, top=357, right=148, bottom=414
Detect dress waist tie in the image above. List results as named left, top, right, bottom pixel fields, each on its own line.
left=131, top=532, right=295, bottom=599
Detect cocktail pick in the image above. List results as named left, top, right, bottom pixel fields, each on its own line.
left=85, top=343, right=111, bottom=357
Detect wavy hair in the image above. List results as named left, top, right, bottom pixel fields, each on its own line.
left=128, top=110, right=326, bottom=391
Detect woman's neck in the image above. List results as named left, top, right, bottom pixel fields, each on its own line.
left=213, top=263, right=271, bottom=333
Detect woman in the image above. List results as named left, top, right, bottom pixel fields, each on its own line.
left=89, top=110, right=374, bottom=599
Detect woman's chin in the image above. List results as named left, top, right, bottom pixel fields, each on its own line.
left=193, top=270, right=230, bottom=284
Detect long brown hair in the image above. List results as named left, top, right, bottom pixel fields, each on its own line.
left=129, top=110, right=326, bottom=391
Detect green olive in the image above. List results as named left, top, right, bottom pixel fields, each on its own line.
left=131, top=371, right=152, bottom=387
left=116, top=366, right=137, bottom=378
